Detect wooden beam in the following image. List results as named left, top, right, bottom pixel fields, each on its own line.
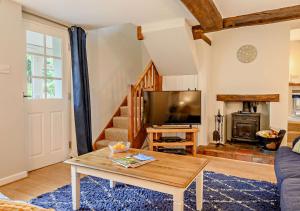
left=181, top=0, right=223, bottom=31
left=289, top=82, right=300, bottom=87
left=192, top=28, right=212, bottom=45
left=137, top=26, right=144, bottom=40
left=192, top=5, right=300, bottom=33
left=223, top=5, right=300, bottom=29
left=216, top=94, right=280, bottom=102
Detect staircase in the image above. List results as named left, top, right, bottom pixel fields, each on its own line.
left=94, top=61, right=162, bottom=150
left=94, top=104, right=129, bottom=150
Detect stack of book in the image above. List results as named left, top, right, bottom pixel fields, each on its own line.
left=112, top=153, right=155, bottom=168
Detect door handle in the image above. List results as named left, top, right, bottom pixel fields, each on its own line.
left=23, top=92, right=32, bottom=98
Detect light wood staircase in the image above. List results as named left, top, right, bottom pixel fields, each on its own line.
left=94, top=61, right=162, bottom=150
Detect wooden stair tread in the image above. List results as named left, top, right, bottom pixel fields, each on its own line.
left=105, top=127, right=128, bottom=142
left=95, top=139, right=113, bottom=150
left=113, top=116, right=128, bottom=120
left=105, top=127, right=128, bottom=132
left=113, top=116, right=129, bottom=129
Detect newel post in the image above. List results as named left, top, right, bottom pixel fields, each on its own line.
left=128, top=85, right=135, bottom=143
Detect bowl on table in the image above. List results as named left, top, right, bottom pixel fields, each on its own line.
left=108, top=142, right=130, bottom=154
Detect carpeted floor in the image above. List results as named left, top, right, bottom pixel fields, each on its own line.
left=30, top=171, right=280, bottom=211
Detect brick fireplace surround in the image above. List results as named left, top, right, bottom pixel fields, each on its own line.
left=199, top=94, right=280, bottom=164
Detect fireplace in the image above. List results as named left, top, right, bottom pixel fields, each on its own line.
left=231, top=112, right=260, bottom=142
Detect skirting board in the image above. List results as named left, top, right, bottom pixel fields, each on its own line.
left=0, top=171, right=28, bottom=186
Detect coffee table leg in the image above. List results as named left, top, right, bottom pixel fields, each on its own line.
left=71, top=166, right=80, bottom=210
left=173, top=191, right=184, bottom=211
left=196, top=171, right=203, bottom=211
left=110, top=180, right=116, bottom=188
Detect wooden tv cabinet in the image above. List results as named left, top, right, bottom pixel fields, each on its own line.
left=146, top=127, right=199, bottom=156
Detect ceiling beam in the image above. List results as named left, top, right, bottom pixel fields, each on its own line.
left=137, top=26, right=144, bottom=40
left=192, top=28, right=212, bottom=45
left=136, top=25, right=211, bottom=45
left=192, top=5, right=300, bottom=34
left=223, top=5, right=300, bottom=29
left=181, top=0, right=223, bottom=31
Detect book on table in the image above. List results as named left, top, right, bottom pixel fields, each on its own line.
left=112, top=153, right=155, bottom=168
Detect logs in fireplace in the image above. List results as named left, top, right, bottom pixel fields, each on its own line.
left=232, top=112, right=260, bottom=142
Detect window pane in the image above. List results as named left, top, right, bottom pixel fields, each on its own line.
left=27, top=78, right=33, bottom=100
left=27, top=54, right=45, bottom=77
left=46, top=57, right=62, bottom=78
left=32, top=78, right=45, bottom=99
left=46, top=35, right=62, bottom=57
left=26, top=31, right=44, bottom=54
left=47, top=79, right=62, bottom=99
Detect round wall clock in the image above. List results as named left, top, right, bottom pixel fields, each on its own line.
left=237, top=45, right=257, bottom=63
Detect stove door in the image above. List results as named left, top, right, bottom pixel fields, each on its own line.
left=233, top=122, right=257, bottom=141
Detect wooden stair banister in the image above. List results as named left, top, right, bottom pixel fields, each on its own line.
left=93, top=61, right=162, bottom=151
left=128, top=61, right=162, bottom=148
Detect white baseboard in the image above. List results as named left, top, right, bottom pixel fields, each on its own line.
left=0, top=171, right=28, bottom=186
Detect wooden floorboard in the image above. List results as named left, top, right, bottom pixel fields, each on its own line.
left=0, top=155, right=276, bottom=201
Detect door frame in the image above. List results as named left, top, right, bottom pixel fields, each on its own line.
left=23, top=19, right=72, bottom=170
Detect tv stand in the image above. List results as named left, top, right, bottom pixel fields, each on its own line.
left=146, top=127, right=199, bottom=156
left=152, top=125, right=193, bottom=129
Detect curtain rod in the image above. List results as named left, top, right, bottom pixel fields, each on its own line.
left=22, top=10, right=71, bottom=29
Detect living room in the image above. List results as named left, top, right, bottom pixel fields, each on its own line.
left=0, top=0, right=300, bottom=210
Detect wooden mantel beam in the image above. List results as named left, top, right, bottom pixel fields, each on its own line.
left=192, top=5, right=300, bottom=34
left=181, top=0, right=223, bottom=31
left=216, top=94, right=280, bottom=102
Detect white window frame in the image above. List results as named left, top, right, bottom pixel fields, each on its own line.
left=24, top=20, right=69, bottom=100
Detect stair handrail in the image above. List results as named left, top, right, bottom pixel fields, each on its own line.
left=128, top=61, right=162, bottom=147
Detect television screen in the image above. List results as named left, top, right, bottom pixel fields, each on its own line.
left=143, top=91, right=201, bottom=126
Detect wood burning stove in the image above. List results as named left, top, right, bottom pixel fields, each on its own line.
left=231, top=112, right=260, bottom=142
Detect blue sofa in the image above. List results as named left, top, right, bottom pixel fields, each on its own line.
left=275, top=139, right=300, bottom=211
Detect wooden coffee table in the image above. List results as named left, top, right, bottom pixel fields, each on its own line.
left=65, top=148, right=208, bottom=211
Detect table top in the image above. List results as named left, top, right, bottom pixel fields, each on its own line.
left=65, top=148, right=208, bottom=188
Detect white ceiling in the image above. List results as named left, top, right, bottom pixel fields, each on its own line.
left=214, top=0, right=300, bottom=18
left=14, top=0, right=300, bottom=28
left=15, top=0, right=196, bottom=28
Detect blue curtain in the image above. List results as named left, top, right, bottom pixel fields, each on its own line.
left=68, top=26, right=93, bottom=155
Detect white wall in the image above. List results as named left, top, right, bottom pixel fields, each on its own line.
left=162, top=40, right=212, bottom=146
left=0, top=0, right=27, bottom=183
left=290, top=40, right=300, bottom=82
left=208, top=23, right=290, bottom=144
left=162, top=22, right=292, bottom=146
left=142, top=19, right=199, bottom=75
left=87, top=24, right=146, bottom=142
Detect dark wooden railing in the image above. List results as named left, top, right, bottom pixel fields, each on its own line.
left=128, top=61, right=162, bottom=148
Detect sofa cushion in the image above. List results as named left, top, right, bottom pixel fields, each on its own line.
left=293, top=136, right=300, bottom=148
left=280, top=178, right=300, bottom=211
left=275, top=147, right=300, bottom=188
left=292, top=138, right=300, bottom=154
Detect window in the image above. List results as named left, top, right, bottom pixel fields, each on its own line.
left=26, top=30, right=63, bottom=99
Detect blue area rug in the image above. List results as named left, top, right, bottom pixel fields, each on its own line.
left=30, top=171, right=280, bottom=211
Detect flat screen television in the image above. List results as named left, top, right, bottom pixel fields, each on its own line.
left=143, top=91, right=201, bottom=126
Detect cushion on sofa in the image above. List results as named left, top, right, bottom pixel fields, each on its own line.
left=280, top=178, right=300, bottom=211
left=275, top=146, right=300, bottom=188
left=293, top=136, right=300, bottom=148
left=292, top=138, right=300, bottom=154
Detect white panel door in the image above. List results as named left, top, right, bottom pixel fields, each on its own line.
left=24, top=21, right=70, bottom=171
